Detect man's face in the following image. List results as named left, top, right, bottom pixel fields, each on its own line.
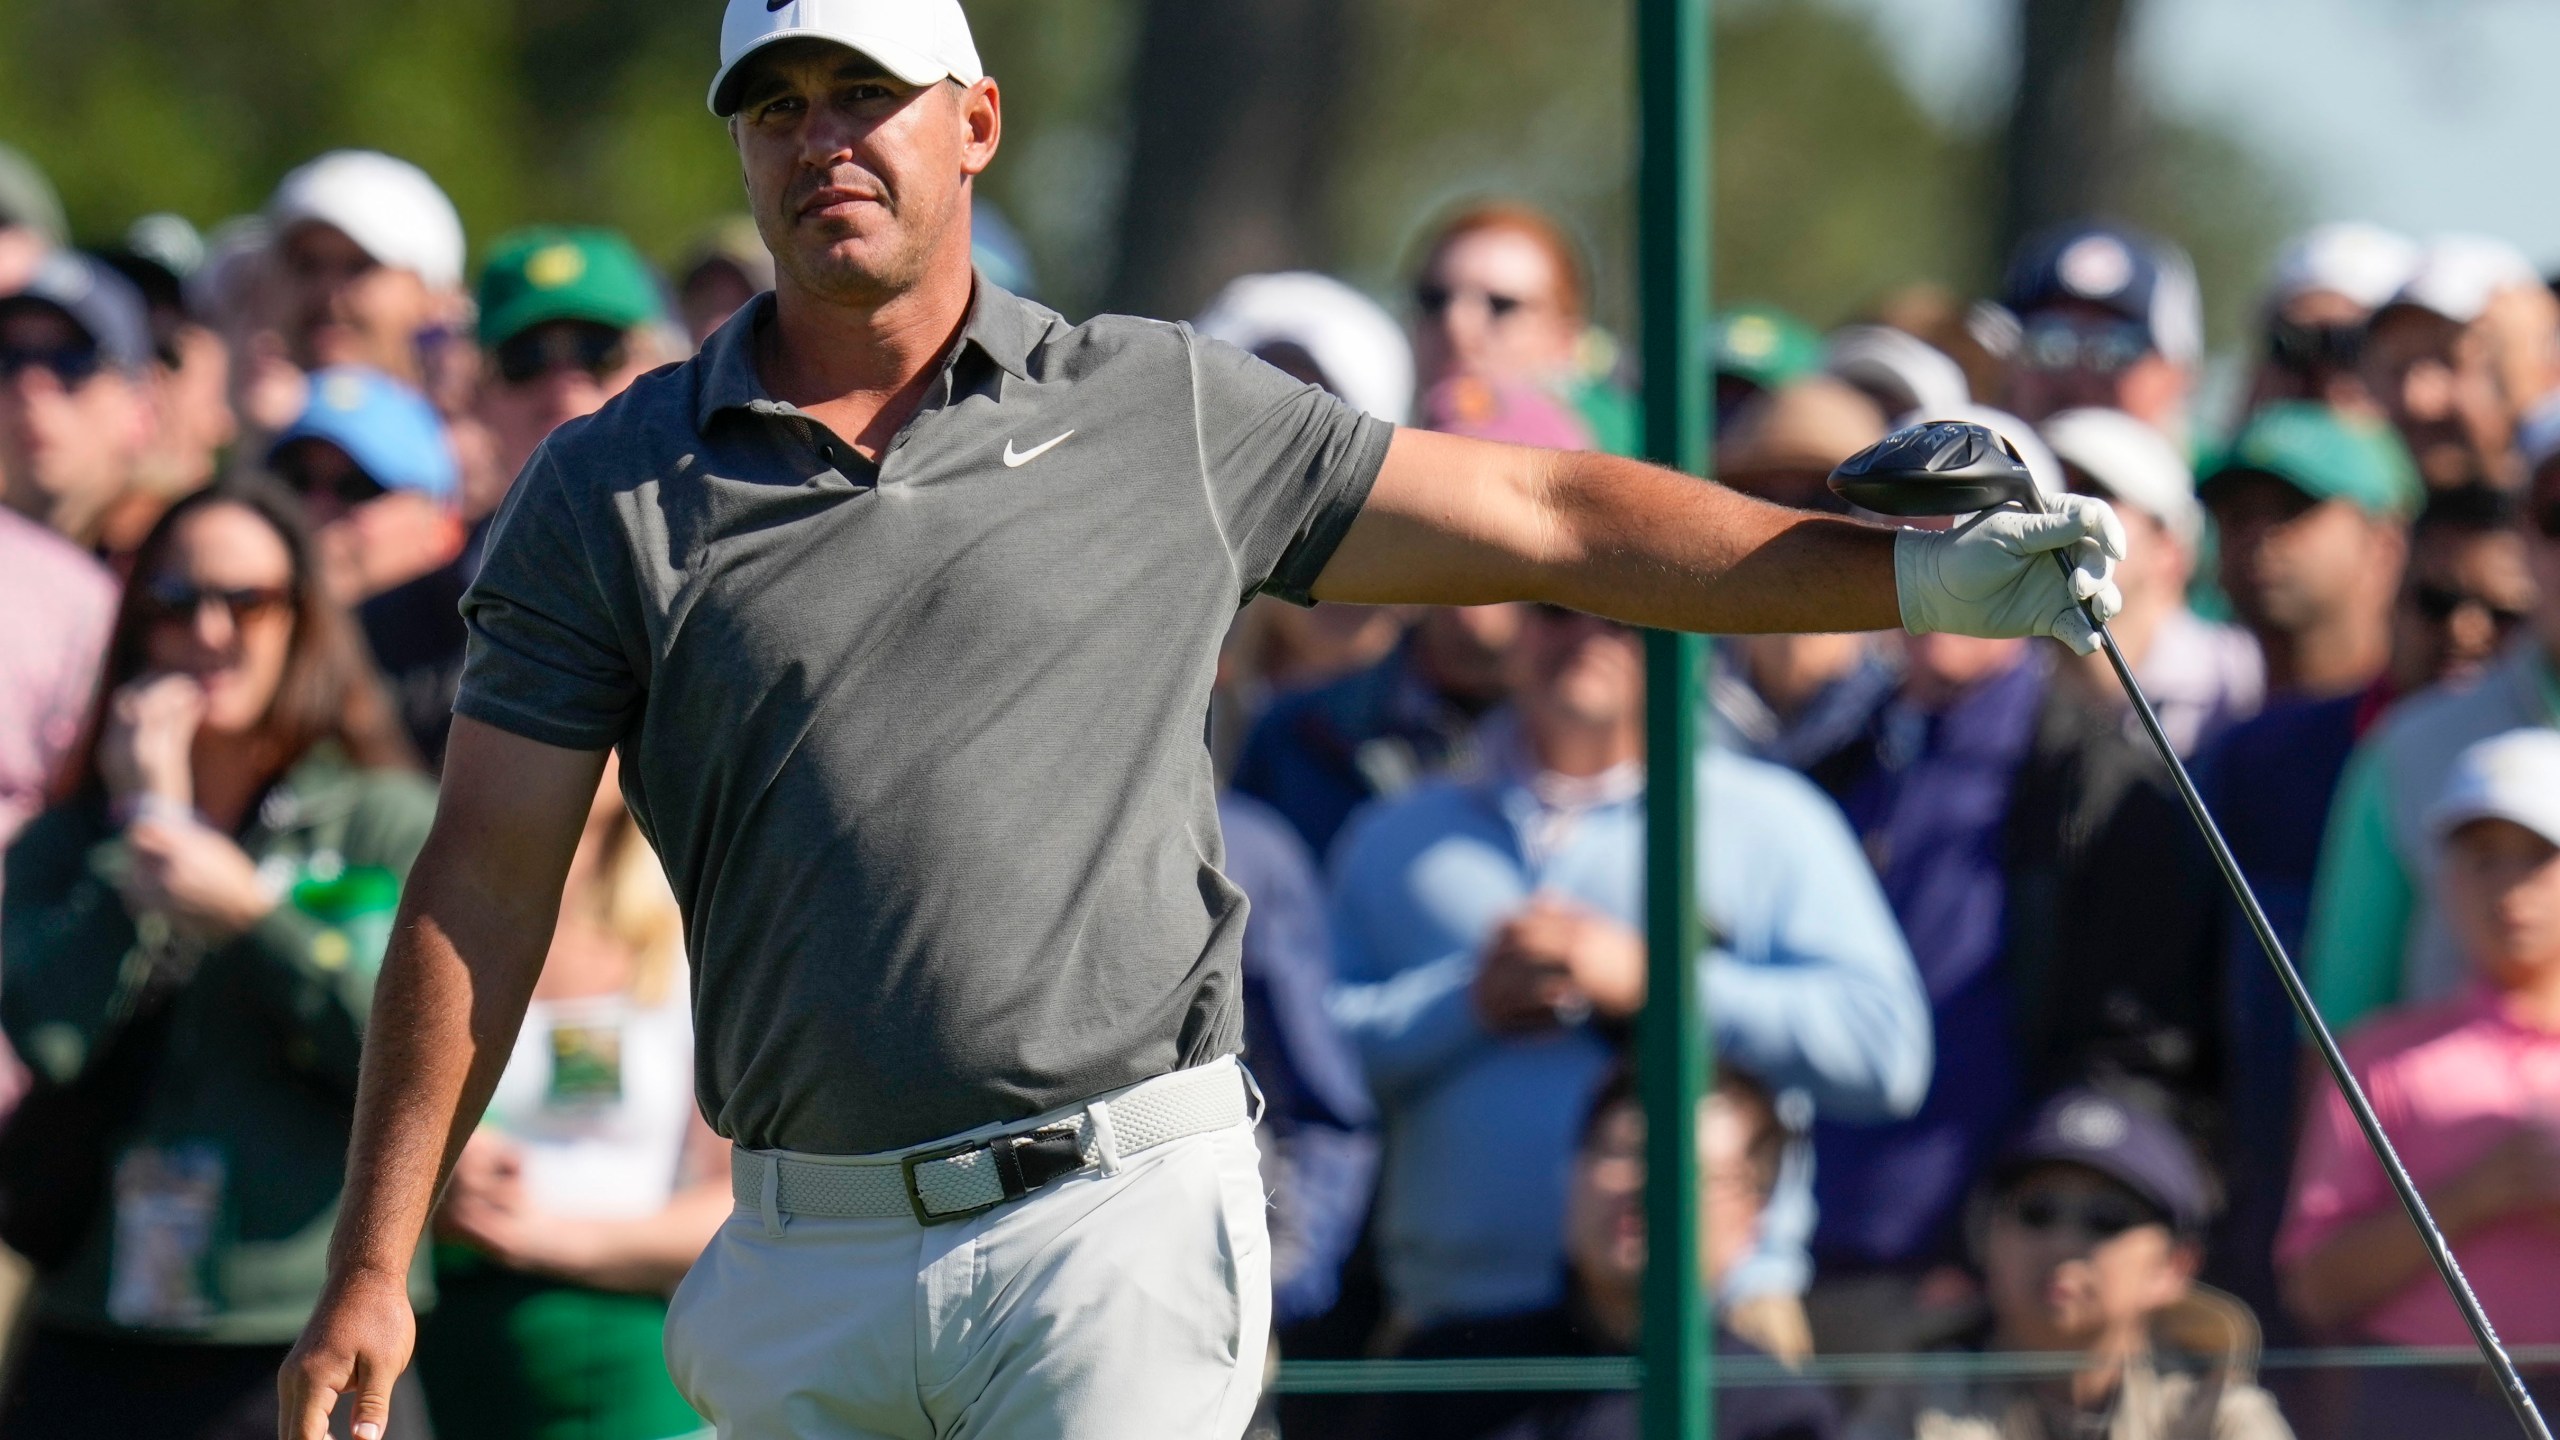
left=1508, top=604, right=1644, bottom=735
left=1411, top=226, right=1581, bottom=392
left=728, top=44, right=999, bottom=310
left=2209, top=474, right=2402, bottom=641
left=275, top=220, right=438, bottom=381
left=2444, top=818, right=2560, bottom=986
left=1562, top=1095, right=1769, bottom=1302
left=2363, top=306, right=2509, bottom=489
left=682, top=259, right=763, bottom=346
left=1982, top=1164, right=2194, bottom=1353
left=477, top=320, right=656, bottom=483
left=2006, top=301, right=2187, bottom=430
left=2392, top=523, right=2533, bottom=692
left=0, top=303, right=150, bottom=543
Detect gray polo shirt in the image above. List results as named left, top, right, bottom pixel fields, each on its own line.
left=455, top=281, right=1391, bottom=1154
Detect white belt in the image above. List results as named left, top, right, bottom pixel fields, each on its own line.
left=730, top=1057, right=1255, bottom=1228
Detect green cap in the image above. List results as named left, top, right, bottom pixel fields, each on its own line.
left=475, top=226, right=665, bottom=349
left=2201, top=401, right=2421, bottom=517
left=1708, top=305, right=1824, bottom=391
left=0, top=144, right=67, bottom=246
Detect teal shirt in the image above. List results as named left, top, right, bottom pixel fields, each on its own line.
left=2304, top=645, right=2560, bottom=1031
left=3, top=747, right=437, bottom=1342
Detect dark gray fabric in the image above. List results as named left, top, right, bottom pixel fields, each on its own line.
left=455, top=281, right=1390, bottom=1153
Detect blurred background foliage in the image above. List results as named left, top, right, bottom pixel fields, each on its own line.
left=0, top=0, right=2300, bottom=349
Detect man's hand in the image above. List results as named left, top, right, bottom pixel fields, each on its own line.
left=1472, top=895, right=1647, bottom=1032
left=1893, top=494, right=2126, bottom=654
left=279, top=1266, right=415, bottom=1440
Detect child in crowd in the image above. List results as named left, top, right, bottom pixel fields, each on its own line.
left=1381, top=1063, right=1839, bottom=1440
left=2280, top=728, right=2560, bottom=1435
left=1853, top=1088, right=2292, bottom=1440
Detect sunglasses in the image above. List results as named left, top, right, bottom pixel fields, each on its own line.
left=2412, top=582, right=2530, bottom=630
left=140, top=576, right=295, bottom=626
left=493, top=323, right=630, bottom=387
left=2017, top=316, right=2151, bottom=377
left=1414, top=283, right=1528, bottom=322
left=0, top=343, right=106, bottom=386
left=271, top=447, right=389, bottom=509
left=2004, top=1190, right=2158, bottom=1241
left=2267, top=317, right=2366, bottom=376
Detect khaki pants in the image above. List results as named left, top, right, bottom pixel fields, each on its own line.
left=666, top=1108, right=1270, bottom=1439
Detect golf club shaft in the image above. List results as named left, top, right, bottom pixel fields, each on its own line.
left=2078, top=605, right=2553, bottom=1440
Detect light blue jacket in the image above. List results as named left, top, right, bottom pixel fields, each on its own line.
left=1328, top=743, right=1929, bottom=1327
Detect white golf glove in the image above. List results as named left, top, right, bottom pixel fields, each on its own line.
left=1894, top=494, right=2127, bottom=655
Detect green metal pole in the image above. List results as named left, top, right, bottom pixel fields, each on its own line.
left=1636, top=0, right=1711, bottom=1436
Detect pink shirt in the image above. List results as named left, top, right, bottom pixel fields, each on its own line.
left=0, top=507, right=114, bottom=850
left=2279, top=987, right=2560, bottom=1347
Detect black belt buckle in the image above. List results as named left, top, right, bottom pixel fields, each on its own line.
left=901, top=1122, right=1088, bottom=1226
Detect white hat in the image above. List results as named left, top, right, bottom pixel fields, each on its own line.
left=2387, top=234, right=2542, bottom=325
left=1822, top=324, right=1971, bottom=418
left=1192, top=272, right=1415, bottom=424
left=2267, top=223, right=2421, bottom=311
left=709, top=0, right=983, bottom=116
left=2428, top=729, right=2560, bottom=848
left=267, top=151, right=465, bottom=292
left=2041, top=406, right=2202, bottom=548
left=1898, top=402, right=2065, bottom=506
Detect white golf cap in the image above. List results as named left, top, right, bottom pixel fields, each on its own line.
left=267, top=151, right=466, bottom=293
left=1192, top=272, right=1415, bottom=425
left=2266, top=223, right=2421, bottom=311
left=1822, top=324, right=1971, bottom=418
left=709, top=0, right=984, bottom=116
left=2386, top=233, right=2542, bottom=325
left=2428, top=729, right=2560, bottom=849
left=2041, top=406, right=2201, bottom=548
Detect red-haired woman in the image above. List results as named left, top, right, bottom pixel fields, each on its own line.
left=2, top=475, right=435, bottom=1439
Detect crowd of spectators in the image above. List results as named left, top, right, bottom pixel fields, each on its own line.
left=0, top=131, right=2557, bottom=1440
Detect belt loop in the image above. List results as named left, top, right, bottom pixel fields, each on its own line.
left=1239, top=1062, right=1267, bottom=1126
left=1087, top=1100, right=1123, bottom=1177
left=758, top=1153, right=785, bottom=1237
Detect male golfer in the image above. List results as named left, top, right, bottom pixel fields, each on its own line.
left=283, top=2, right=2124, bottom=1436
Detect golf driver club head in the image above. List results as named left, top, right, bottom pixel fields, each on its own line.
left=1828, top=419, right=2045, bottom=518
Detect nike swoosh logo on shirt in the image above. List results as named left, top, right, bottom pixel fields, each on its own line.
left=1002, top=431, right=1076, bottom=468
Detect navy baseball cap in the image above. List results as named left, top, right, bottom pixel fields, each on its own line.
left=2002, top=222, right=2203, bottom=368
left=0, top=250, right=154, bottom=373
left=1992, top=1087, right=2213, bottom=1233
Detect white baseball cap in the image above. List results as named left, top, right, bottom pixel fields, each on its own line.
left=2041, top=406, right=2202, bottom=548
left=1192, top=272, right=1415, bottom=425
left=709, top=0, right=984, bottom=117
left=1822, top=324, right=1971, bottom=418
left=2266, top=223, right=2421, bottom=312
left=267, top=151, right=465, bottom=293
left=2428, top=729, right=2560, bottom=849
left=2386, top=233, right=2542, bottom=325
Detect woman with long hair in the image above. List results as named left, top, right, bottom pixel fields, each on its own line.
left=414, top=755, right=726, bottom=1440
left=1, top=475, right=434, bottom=1439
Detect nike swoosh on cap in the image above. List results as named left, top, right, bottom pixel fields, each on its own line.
left=1002, top=431, right=1075, bottom=467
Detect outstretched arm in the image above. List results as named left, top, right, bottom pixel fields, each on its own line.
left=281, top=716, right=609, bottom=1440
left=1313, top=427, right=2119, bottom=647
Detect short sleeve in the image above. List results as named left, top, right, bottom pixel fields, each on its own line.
left=2276, top=1043, right=2394, bottom=1265
left=454, top=446, right=641, bottom=750
left=1185, top=329, right=1394, bottom=606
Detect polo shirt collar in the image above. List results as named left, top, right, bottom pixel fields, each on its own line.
left=694, top=272, right=1044, bottom=431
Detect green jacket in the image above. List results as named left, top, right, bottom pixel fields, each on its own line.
left=2, top=746, right=438, bottom=1343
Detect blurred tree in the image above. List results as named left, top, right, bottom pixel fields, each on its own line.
left=2003, top=0, right=2137, bottom=255
left=1102, top=0, right=1349, bottom=319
